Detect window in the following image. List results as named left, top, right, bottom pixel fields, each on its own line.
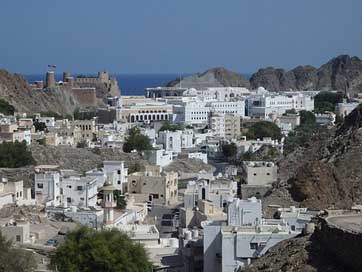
left=67, top=197, right=71, bottom=203
left=266, top=173, right=270, bottom=176
left=253, top=173, right=257, bottom=176
left=77, top=186, right=83, bottom=191
left=117, top=170, right=121, bottom=174
left=67, top=185, right=72, bottom=189
left=80, top=197, right=84, bottom=201
left=16, top=235, right=21, bottom=242
left=250, top=243, right=258, bottom=250
left=291, top=225, right=296, bottom=231
left=37, top=183, right=44, bottom=189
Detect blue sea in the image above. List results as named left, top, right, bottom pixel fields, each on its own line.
left=25, top=74, right=183, bottom=96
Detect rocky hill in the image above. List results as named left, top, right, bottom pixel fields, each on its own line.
left=244, top=233, right=344, bottom=272
left=167, top=67, right=250, bottom=89
left=250, top=55, right=362, bottom=93
left=167, top=55, right=362, bottom=94
left=263, top=103, right=362, bottom=210
left=0, top=69, right=79, bottom=115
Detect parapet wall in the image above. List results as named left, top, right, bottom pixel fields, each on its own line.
left=317, top=216, right=362, bottom=271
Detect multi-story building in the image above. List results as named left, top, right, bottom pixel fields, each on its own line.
left=174, top=99, right=245, bottom=125
left=73, top=119, right=97, bottom=142
left=203, top=197, right=301, bottom=272
left=60, top=170, right=98, bottom=208
left=157, top=130, right=182, bottom=153
left=34, top=165, right=61, bottom=207
left=103, top=161, right=128, bottom=189
left=119, top=98, right=173, bottom=124
left=209, top=113, right=241, bottom=139
left=242, top=161, right=278, bottom=186
left=247, top=88, right=315, bottom=119
left=127, top=170, right=178, bottom=206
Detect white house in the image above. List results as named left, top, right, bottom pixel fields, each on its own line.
left=34, top=165, right=61, bottom=207
left=60, top=170, right=98, bottom=208
left=103, top=161, right=128, bottom=189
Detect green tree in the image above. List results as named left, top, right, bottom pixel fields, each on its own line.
left=33, top=121, right=47, bottom=132
left=314, top=91, right=343, bottom=113
left=50, top=227, right=152, bottom=272
left=159, top=121, right=183, bottom=132
left=246, top=121, right=282, bottom=140
left=299, top=110, right=316, bottom=126
left=222, top=143, right=237, bottom=160
left=0, top=141, right=35, bottom=168
left=0, top=231, right=37, bottom=272
left=0, top=99, right=15, bottom=115
left=123, top=128, right=152, bottom=153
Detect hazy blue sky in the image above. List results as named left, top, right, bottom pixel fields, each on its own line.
left=1, top=0, right=361, bottom=74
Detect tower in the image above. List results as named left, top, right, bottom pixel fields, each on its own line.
left=45, top=71, right=56, bottom=88
left=101, top=179, right=117, bottom=227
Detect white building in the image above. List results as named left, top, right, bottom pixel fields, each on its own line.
left=181, top=129, right=194, bottom=149
left=247, top=88, right=314, bottom=119
left=187, top=152, right=208, bottom=164
left=277, top=206, right=316, bottom=233
left=203, top=197, right=299, bottom=272
left=183, top=179, right=237, bottom=210
left=34, top=165, right=61, bottom=207
left=35, top=115, right=56, bottom=129
left=145, top=149, right=173, bottom=167
left=237, top=137, right=284, bottom=155
left=335, top=101, right=359, bottom=118
left=315, top=112, right=336, bottom=126
left=0, top=179, right=34, bottom=208
left=103, top=161, right=128, bottom=189
left=172, top=97, right=245, bottom=125
left=60, top=170, right=98, bottom=208
left=227, top=197, right=262, bottom=226
left=157, top=130, right=182, bottom=153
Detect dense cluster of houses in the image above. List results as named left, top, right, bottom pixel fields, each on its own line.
left=1, top=78, right=360, bottom=271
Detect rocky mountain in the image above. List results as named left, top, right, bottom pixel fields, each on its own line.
left=245, top=233, right=344, bottom=272
left=167, top=67, right=250, bottom=89
left=167, top=55, right=362, bottom=94
left=263, top=103, right=362, bottom=210
left=250, top=55, right=362, bottom=93
left=0, top=69, right=79, bottom=115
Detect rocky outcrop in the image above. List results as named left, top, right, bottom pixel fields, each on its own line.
left=250, top=55, right=362, bottom=93
left=167, top=55, right=362, bottom=94
left=245, top=233, right=344, bottom=272
left=167, top=67, right=250, bottom=89
left=264, top=104, right=362, bottom=209
left=0, top=69, right=79, bottom=115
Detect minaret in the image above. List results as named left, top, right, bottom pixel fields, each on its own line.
left=101, top=178, right=117, bottom=228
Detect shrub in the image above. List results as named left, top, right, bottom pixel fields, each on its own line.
left=0, top=141, right=35, bottom=168
left=50, top=227, right=152, bottom=272
left=123, top=128, right=152, bottom=153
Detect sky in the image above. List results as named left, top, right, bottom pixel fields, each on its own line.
left=1, top=0, right=362, bottom=75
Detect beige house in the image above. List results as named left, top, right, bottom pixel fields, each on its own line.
left=127, top=170, right=178, bottom=206
left=73, top=119, right=97, bottom=142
